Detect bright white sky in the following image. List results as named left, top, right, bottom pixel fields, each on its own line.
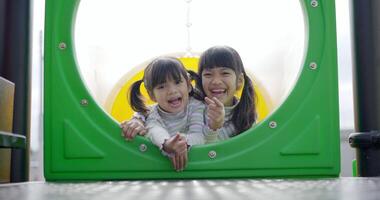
left=31, top=0, right=354, bottom=152
left=74, top=0, right=305, bottom=109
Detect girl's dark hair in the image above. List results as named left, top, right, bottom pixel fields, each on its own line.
left=187, top=70, right=203, bottom=101
left=128, top=56, right=198, bottom=116
left=197, top=46, right=257, bottom=133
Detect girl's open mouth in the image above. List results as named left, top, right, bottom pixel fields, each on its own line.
left=210, top=89, right=226, bottom=97
left=168, top=97, right=182, bottom=108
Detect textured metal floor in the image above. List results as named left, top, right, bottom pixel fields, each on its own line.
left=1, top=178, right=380, bottom=200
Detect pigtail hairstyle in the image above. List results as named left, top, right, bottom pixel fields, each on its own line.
left=128, top=56, right=193, bottom=117
left=228, top=46, right=257, bottom=133
left=187, top=70, right=204, bottom=101
left=232, top=73, right=257, bottom=133
left=129, top=79, right=149, bottom=116
left=198, top=45, right=257, bottom=134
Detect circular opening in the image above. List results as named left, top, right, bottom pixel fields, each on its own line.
left=74, top=0, right=306, bottom=130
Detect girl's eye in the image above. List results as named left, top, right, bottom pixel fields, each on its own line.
left=156, top=85, right=165, bottom=89
left=202, top=73, right=212, bottom=77
left=222, top=72, right=231, bottom=76
left=175, top=80, right=182, bottom=84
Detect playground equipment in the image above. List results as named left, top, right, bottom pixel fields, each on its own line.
left=0, top=0, right=30, bottom=183
left=44, top=0, right=340, bottom=180
left=349, top=0, right=380, bottom=177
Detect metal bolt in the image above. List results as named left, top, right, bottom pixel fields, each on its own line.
left=59, top=42, right=67, bottom=50
left=311, top=0, right=318, bottom=8
left=80, top=99, right=88, bottom=106
left=269, top=121, right=277, bottom=129
left=139, top=144, right=147, bottom=152
left=208, top=150, right=217, bottom=159
left=309, top=62, right=318, bottom=70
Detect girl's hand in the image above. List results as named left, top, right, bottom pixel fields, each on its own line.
left=163, top=133, right=188, bottom=171
left=170, top=147, right=188, bottom=172
left=205, top=97, right=225, bottom=130
left=120, top=118, right=147, bottom=141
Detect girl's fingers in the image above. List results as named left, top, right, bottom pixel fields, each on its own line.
left=178, top=147, right=187, bottom=155
left=121, top=119, right=147, bottom=139
left=125, top=125, right=135, bottom=140
left=178, top=150, right=188, bottom=171
left=171, top=157, right=177, bottom=171
left=130, top=127, right=141, bottom=139
left=170, top=134, right=181, bottom=146
left=173, top=141, right=187, bottom=153
left=120, top=123, right=127, bottom=133
left=120, top=123, right=126, bottom=137
left=171, top=137, right=189, bottom=171
left=123, top=128, right=131, bottom=140
left=166, top=134, right=181, bottom=151
left=175, top=153, right=181, bottom=171
left=207, top=109, right=218, bottom=116
left=204, top=96, right=215, bottom=105
left=124, top=122, right=133, bottom=138
left=208, top=104, right=224, bottom=115
left=208, top=103, right=223, bottom=113
left=212, top=97, right=224, bottom=107
left=207, top=105, right=220, bottom=116
left=207, top=103, right=217, bottom=110
left=179, top=140, right=188, bottom=149
left=125, top=122, right=144, bottom=140
left=131, top=124, right=147, bottom=137
left=178, top=154, right=184, bottom=171
left=178, top=134, right=186, bottom=141
left=173, top=133, right=181, bottom=141
left=208, top=110, right=221, bottom=121
left=139, top=128, right=147, bottom=136
left=129, top=126, right=138, bottom=138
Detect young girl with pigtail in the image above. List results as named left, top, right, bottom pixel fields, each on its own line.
left=121, top=46, right=257, bottom=170
left=123, top=56, right=224, bottom=171
left=197, top=45, right=257, bottom=139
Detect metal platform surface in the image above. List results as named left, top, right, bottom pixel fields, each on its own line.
left=1, top=178, right=380, bottom=200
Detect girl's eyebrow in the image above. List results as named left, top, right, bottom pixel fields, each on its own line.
left=157, top=82, right=166, bottom=86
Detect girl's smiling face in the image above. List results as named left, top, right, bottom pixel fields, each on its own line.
left=151, top=75, right=191, bottom=113
left=201, top=67, right=243, bottom=106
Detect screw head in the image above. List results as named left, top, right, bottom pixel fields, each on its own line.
left=59, top=42, right=67, bottom=50
left=80, top=99, right=88, bottom=106
left=309, top=62, right=318, bottom=70
left=208, top=150, right=217, bottom=159
left=269, top=121, right=277, bottom=129
left=139, top=144, right=147, bottom=152
left=311, top=0, right=319, bottom=8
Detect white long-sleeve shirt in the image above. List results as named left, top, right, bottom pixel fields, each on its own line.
left=145, top=97, right=215, bottom=149
left=136, top=98, right=240, bottom=148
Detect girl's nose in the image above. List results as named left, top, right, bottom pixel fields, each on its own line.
left=167, top=84, right=177, bottom=94
left=210, top=76, right=222, bottom=85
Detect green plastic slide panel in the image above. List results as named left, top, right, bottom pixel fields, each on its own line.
left=44, top=0, right=340, bottom=180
